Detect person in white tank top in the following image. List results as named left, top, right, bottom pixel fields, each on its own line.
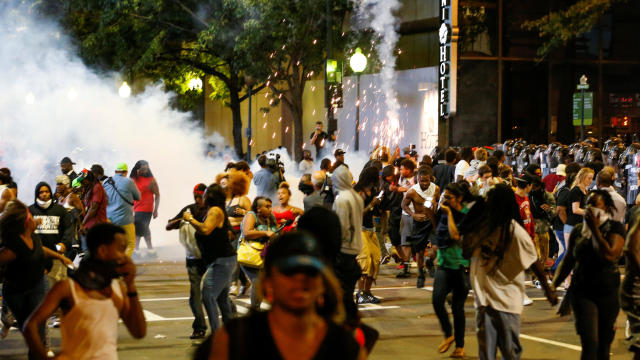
left=23, top=223, right=146, bottom=359
left=401, top=166, right=440, bottom=287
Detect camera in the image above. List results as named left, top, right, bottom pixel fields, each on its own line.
left=266, top=153, right=286, bottom=182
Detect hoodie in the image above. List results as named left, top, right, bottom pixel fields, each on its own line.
left=29, top=182, right=73, bottom=270
left=331, top=166, right=363, bottom=255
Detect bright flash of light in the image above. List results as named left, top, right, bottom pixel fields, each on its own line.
left=119, top=82, right=131, bottom=98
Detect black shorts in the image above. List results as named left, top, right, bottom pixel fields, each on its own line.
left=134, top=211, right=152, bottom=237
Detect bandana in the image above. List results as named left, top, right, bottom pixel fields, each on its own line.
left=36, top=198, right=52, bottom=209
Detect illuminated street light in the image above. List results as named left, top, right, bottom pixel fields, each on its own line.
left=119, top=81, right=131, bottom=98
left=349, top=48, right=367, bottom=73
left=350, top=48, right=367, bottom=151
left=188, top=77, right=203, bottom=91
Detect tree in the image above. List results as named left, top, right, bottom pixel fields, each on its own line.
left=41, top=0, right=264, bottom=158
left=241, top=0, right=355, bottom=161
left=523, top=0, right=626, bottom=57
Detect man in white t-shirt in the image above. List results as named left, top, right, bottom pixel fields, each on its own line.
left=464, top=184, right=557, bottom=360
left=454, top=147, right=473, bottom=182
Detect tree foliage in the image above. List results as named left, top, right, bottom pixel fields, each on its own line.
left=523, top=0, right=626, bottom=57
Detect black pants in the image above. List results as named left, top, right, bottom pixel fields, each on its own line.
left=333, top=252, right=362, bottom=326
left=432, top=267, right=469, bottom=348
left=571, top=291, right=619, bottom=360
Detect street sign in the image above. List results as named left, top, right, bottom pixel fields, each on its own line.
left=573, top=92, right=593, bottom=126
left=577, top=84, right=589, bottom=90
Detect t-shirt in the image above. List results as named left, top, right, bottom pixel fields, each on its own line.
left=555, top=185, right=571, bottom=230
left=2, top=233, right=45, bottom=292
left=437, top=245, right=469, bottom=269
left=253, top=168, right=279, bottom=202
left=83, top=182, right=108, bottom=229
left=470, top=220, right=538, bottom=314
left=542, top=173, right=565, bottom=193
left=454, top=160, right=470, bottom=181
left=309, top=131, right=328, bottom=152
left=433, top=164, right=455, bottom=191
left=566, top=187, right=586, bottom=226
left=104, top=174, right=141, bottom=225
left=514, top=193, right=535, bottom=239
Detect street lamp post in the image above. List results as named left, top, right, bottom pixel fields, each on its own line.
left=577, top=75, right=589, bottom=141
left=245, top=76, right=255, bottom=161
left=350, top=48, right=367, bottom=151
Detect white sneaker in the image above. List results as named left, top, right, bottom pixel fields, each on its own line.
left=523, top=295, right=533, bottom=306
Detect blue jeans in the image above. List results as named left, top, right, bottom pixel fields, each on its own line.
left=3, top=276, right=47, bottom=359
left=551, top=229, right=565, bottom=272
left=186, top=259, right=207, bottom=332
left=240, top=266, right=261, bottom=309
left=201, top=255, right=236, bottom=332
left=476, top=306, right=522, bottom=360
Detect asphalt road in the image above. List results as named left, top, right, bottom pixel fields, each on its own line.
left=0, top=254, right=633, bottom=359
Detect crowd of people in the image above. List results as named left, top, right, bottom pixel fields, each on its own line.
left=3, top=131, right=640, bottom=359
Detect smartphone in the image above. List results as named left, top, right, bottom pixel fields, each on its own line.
left=376, top=190, right=384, bottom=199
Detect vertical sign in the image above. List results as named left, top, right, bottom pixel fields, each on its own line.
left=438, top=0, right=458, bottom=147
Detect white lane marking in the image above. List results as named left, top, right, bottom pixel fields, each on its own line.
left=358, top=304, right=400, bottom=311
left=143, top=310, right=167, bottom=321
left=140, top=297, right=189, bottom=302
left=520, top=334, right=581, bottom=351
left=235, top=298, right=271, bottom=311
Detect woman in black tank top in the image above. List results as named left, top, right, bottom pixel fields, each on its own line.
left=183, top=184, right=236, bottom=333
left=208, top=232, right=364, bottom=360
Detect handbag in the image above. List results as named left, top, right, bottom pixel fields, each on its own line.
left=237, top=240, right=266, bottom=268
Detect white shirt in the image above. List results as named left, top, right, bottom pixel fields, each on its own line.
left=298, top=159, right=314, bottom=174
left=601, top=187, right=626, bottom=223
left=470, top=220, right=538, bottom=314
left=454, top=160, right=470, bottom=181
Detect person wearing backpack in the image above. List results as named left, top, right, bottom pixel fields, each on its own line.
left=104, top=163, right=141, bottom=256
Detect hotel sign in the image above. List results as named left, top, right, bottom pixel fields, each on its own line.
left=438, top=0, right=458, bottom=146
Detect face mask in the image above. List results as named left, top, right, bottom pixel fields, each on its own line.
left=36, top=198, right=52, bottom=209
left=70, top=258, right=121, bottom=290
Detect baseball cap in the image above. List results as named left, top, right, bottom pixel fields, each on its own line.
left=556, top=164, right=567, bottom=177
left=264, top=232, right=325, bottom=275
left=516, top=172, right=541, bottom=185
left=334, top=149, right=346, bottom=157
left=115, top=162, right=128, bottom=172
left=193, top=183, right=206, bottom=194
left=60, top=157, right=75, bottom=165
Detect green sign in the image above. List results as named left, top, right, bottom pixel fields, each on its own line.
left=573, top=92, right=593, bottom=126
left=326, top=59, right=343, bottom=84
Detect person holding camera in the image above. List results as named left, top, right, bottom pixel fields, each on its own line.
left=253, top=155, right=279, bottom=202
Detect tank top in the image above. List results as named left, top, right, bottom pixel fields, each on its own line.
left=133, top=176, right=154, bottom=213
left=226, top=311, right=360, bottom=360
left=195, top=210, right=235, bottom=266
left=226, top=197, right=244, bottom=219
left=404, top=182, right=436, bottom=215
left=58, top=279, right=121, bottom=360
left=272, top=207, right=296, bottom=232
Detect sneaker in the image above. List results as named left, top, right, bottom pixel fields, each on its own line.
left=396, top=263, right=411, bottom=278
left=190, top=330, right=206, bottom=339
left=356, top=292, right=370, bottom=305
left=533, top=280, right=542, bottom=289
left=416, top=275, right=425, bottom=288
left=147, top=249, right=158, bottom=258
left=523, top=295, right=533, bottom=306
left=366, top=293, right=381, bottom=304
left=450, top=347, right=465, bottom=358
left=380, top=255, right=391, bottom=265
